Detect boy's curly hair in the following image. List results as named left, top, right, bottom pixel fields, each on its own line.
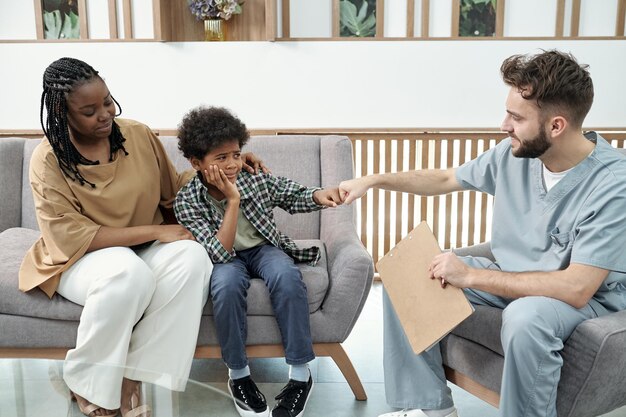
left=177, top=106, right=249, bottom=159
left=500, top=50, right=593, bottom=127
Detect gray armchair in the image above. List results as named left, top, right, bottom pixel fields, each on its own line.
left=0, top=135, right=374, bottom=400
left=444, top=240, right=626, bottom=417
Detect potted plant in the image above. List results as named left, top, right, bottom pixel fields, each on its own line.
left=188, top=0, right=244, bottom=41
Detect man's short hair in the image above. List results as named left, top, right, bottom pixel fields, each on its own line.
left=500, top=50, right=594, bottom=127
left=177, top=106, right=249, bottom=160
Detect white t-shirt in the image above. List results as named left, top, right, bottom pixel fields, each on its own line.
left=542, top=164, right=573, bottom=191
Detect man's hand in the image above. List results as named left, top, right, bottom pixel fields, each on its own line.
left=241, top=152, right=271, bottom=175
left=313, top=188, right=343, bottom=207
left=429, top=252, right=472, bottom=288
left=339, top=177, right=371, bottom=205
left=203, top=166, right=240, bottom=202
left=155, top=224, right=195, bottom=243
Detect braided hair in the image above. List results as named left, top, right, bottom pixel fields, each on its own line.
left=40, top=57, right=128, bottom=187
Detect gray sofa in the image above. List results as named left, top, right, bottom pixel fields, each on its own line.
left=446, top=238, right=626, bottom=417
left=0, top=134, right=374, bottom=400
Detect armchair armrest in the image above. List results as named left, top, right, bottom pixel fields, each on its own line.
left=313, top=135, right=374, bottom=341
left=557, top=309, right=626, bottom=416
left=452, top=241, right=495, bottom=262
left=319, top=205, right=374, bottom=341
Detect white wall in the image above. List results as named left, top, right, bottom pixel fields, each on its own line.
left=289, top=0, right=332, bottom=38
left=1, top=40, right=625, bottom=130
left=0, top=1, right=36, bottom=40
left=1, top=0, right=625, bottom=130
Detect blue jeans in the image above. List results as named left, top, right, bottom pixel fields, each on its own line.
left=210, top=244, right=315, bottom=369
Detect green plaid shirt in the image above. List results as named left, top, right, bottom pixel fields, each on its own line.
left=174, top=171, right=324, bottom=264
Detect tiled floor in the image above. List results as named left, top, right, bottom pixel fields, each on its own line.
left=2, top=283, right=625, bottom=417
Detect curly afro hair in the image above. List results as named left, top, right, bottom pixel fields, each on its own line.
left=177, top=106, right=249, bottom=160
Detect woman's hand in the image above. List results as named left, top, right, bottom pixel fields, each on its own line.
left=313, top=188, right=343, bottom=207
left=154, top=224, right=195, bottom=243
left=203, top=166, right=240, bottom=202
left=241, top=152, right=271, bottom=175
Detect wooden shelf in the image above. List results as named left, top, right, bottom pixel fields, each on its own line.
left=28, top=0, right=274, bottom=42
left=155, top=0, right=273, bottom=41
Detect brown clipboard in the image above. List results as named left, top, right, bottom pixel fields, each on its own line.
left=377, top=221, right=474, bottom=355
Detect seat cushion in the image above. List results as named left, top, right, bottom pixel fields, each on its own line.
left=450, top=305, right=504, bottom=356
left=202, top=239, right=329, bottom=316
left=1, top=228, right=329, bottom=320
left=441, top=333, right=504, bottom=394
left=0, top=227, right=83, bottom=321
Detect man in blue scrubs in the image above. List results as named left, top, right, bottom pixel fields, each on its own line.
left=339, top=50, right=626, bottom=417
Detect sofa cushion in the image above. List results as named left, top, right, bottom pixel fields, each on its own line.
left=441, top=333, right=504, bottom=394
left=0, top=227, right=83, bottom=321
left=1, top=228, right=329, bottom=319
left=202, top=239, right=329, bottom=316
left=450, top=305, right=504, bottom=356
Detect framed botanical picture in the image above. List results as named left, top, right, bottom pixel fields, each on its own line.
left=339, top=0, right=377, bottom=37
left=41, top=0, right=80, bottom=39
left=458, top=0, right=497, bottom=37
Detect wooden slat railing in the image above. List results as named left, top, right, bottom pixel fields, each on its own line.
left=348, top=131, right=626, bottom=265
left=2, top=128, right=625, bottom=265
left=349, top=132, right=506, bottom=265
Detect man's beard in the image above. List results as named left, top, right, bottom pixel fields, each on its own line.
left=512, top=126, right=551, bottom=158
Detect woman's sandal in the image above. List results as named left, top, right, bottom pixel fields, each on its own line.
left=70, top=391, right=119, bottom=417
left=121, top=383, right=151, bottom=417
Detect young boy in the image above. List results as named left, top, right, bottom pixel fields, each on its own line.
left=174, top=106, right=342, bottom=417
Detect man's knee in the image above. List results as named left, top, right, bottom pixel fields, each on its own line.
left=501, top=297, right=558, bottom=347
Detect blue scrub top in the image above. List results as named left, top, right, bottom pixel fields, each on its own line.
left=455, top=132, right=626, bottom=313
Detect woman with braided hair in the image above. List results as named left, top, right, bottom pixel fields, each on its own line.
left=19, top=57, right=267, bottom=417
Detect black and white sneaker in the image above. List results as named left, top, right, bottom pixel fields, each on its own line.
left=271, top=374, right=314, bottom=417
left=228, top=376, right=269, bottom=417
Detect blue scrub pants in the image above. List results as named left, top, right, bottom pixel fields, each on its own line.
left=210, top=244, right=315, bottom=370
left=382, top=256, right=600, bottom=417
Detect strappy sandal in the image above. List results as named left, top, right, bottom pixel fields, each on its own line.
left=121, top=383, right=151, bottom=417
left=70, top=391, right=119, bottom=417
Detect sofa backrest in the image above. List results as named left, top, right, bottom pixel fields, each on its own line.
left=159, top=135, right=351, bottom=240
left=3, top=135, right=354, bottom=241
left=0, top=138, right=26, bottom=232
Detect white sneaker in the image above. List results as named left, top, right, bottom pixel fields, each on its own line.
left=378, top=409, right=458, bottom=417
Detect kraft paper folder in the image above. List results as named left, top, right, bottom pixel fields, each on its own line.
left=377, top=221, right=474, bottom=355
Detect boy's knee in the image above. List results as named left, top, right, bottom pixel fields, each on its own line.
left=270, top=269, right=306, bottom=296
left=211, top=268, right=248, bottom=299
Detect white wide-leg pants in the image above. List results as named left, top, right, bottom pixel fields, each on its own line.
left=57, top=240, right=212, bottom=409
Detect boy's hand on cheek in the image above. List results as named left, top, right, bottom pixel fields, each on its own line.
left=313, top=188, right=343, bottom=208
left=203, top=166, right=240, bottom=201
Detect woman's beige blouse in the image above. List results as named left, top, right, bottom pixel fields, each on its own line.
left=19, top=118, right=193, bottom=298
